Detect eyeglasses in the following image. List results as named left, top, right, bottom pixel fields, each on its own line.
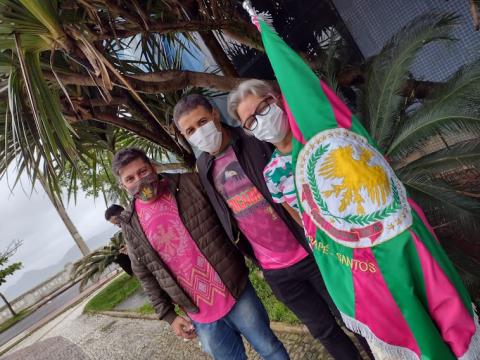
left=242, top=96, right=274, bottom=131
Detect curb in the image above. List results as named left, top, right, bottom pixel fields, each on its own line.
left=96, top=311, right=158, bottom=321
left=271, top=322, right=309, bottom=335
left=93, top=310, right=309, bottom=335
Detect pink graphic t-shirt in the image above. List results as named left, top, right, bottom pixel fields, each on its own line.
left=212, top=146, right=308, bottom=270
left=135, top=184, right=236, bottom=323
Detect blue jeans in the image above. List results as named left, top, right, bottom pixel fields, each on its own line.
left=193, top=282, right=289, bottom=360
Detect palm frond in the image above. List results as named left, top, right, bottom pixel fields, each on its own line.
left=114, top=129, right=169, bottom=160
left=362, top=13, right=458, bottom=151
left=409, top=202, right=480, bottom=251
left=71, top=232, right=125, bottom=289
left=0, top=49, right=78, bottom=196
left=388, top=60, right=480, bottom=159
left=395, top=138, right=480, bottom=173
left=401, top=172, right=480, bottom=240
left=403, top=171, right=480, bottom=212
left=443, top=245, right=480, bottom=308
left=316, top=29, right=342, bottom=94
left=0, top=0, right=60, bottom=51
left=18, top=0, right=65, bottom=40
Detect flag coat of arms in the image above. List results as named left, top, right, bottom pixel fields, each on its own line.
left=243, top=2, right=480, bottom=359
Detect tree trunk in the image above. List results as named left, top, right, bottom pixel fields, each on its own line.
left=179, top=1, right=239, bottom=77
left=65, top=108, right=196, bottom=166
left=44, top=69, right=246, bottom=92
left=198, top=31, right=238, bottom=77
left=37, top=174, right=91, bottom=256
left=0, top=292, right=16, bottom=317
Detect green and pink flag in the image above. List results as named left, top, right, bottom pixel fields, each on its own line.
left=243, top=2, right=479, bottom=359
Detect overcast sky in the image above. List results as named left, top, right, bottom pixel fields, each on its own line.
left=0, top=168, right=114, bottom=289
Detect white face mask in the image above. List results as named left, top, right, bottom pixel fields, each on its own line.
left=251, top=103, right=289, bottom=144
left=187, top=121, right=223, bottom=154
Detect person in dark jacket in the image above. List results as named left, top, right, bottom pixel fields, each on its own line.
left=105, top=204, right=133, bottom=276
left=173, top=94, right=369, bottom=360
left=105, top=204, right=124, bottom=226
left=113, top=148, right=289, bottom=360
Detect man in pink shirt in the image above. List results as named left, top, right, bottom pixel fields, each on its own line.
left=114, top=148, right=288, bottom=360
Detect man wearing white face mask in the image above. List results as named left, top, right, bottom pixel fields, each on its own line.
left=174, top=94, right=369, bottom=360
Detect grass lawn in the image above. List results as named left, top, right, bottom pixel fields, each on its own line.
left=84, top=273, right=140, bottom=313
left=0, top=309, right=31, bottom=334
left=135, top=303, right=155, bottom=315
left=248, top=265, right=299, bottom=324
left=86, top=264, right=299, bottom=325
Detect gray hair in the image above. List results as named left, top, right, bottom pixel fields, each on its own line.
left=227, top=79, right=279, bottom=121
left=173, top=94, right=213, bottom=129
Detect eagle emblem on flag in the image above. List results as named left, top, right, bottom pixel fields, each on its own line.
left=296, top=128, right=412, bottom=248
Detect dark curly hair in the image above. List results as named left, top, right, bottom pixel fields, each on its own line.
left=105, top=204, right=124, bottom=221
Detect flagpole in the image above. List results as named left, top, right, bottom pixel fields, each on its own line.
left=242, top=0, right=255, bottom=16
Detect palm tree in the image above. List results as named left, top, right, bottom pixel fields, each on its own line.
left=0, top=240, right=23, bottom=316
left=0, top=0, right=443, bottom=195
left=0, top=1, right=224, bottom=250
left=37, top=172, right=90, bottom=256
left=351, top=13, right=480, bottom=304
left=0, top=0, right=265, bottom=200
left=71, top=231, right=127, bottom=289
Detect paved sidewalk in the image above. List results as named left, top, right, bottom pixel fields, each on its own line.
left=1, top=275, right=370, bottom=360
left=2, top=312, right=334, bottom=360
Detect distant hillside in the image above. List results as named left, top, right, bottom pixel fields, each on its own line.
left=3, top=228, right=116, bottom=300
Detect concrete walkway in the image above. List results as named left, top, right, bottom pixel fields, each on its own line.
left=113, top=289, right=146, bottom=311
left=2, top=311, right=333, bottom=360
left=0, top=276, right=371, bottom=360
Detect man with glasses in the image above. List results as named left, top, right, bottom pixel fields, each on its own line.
left=173, top=94, right=368, bottom=360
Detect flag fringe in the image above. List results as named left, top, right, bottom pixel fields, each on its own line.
left=257, top=12, right=275, bottom=28
left=242, top=0, right=277, bottom=33
left=342, top=309, right=480, bottom=360
left=340, top=313, right=420, bottom=360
